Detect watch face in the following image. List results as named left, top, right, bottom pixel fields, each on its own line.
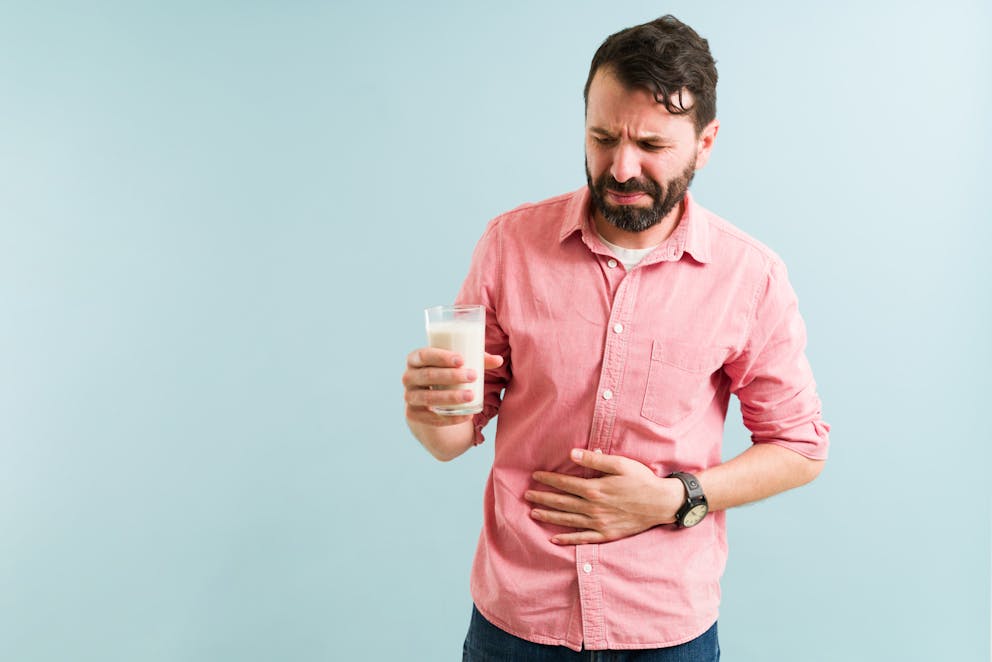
left=682, top=504, right=708, bottom=527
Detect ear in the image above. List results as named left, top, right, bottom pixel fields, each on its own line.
left=693, top=119, right=720, bottom=170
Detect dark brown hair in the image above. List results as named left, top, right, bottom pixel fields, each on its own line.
left=583, top=15, right=718, bottom=133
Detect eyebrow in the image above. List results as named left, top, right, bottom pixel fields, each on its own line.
left=588, top=126, right=669, bottom=143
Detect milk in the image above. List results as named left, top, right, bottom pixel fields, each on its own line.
left=426, top=318, right=485, bottom=414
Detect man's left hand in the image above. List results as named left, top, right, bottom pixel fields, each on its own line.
left=526, top=449, right=684, bottom=545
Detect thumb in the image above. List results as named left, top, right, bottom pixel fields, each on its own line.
left=484, top=353, right=504, bottom=369
left=570, top=448, right=624, bottom=474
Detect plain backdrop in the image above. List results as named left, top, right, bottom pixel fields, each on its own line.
left=1, top=1, right=989, bottom=660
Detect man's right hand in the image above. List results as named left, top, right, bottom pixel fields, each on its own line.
left=402, top=348, right=504, bottom=462
left=402, top=347, right=503, bottom=428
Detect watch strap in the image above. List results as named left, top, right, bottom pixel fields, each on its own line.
left=668, top=471, right=704, bottom=501
left=668, top=471, right=708, bottom=527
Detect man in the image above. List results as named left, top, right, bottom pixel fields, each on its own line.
left=402, top=15, right=829, bottom=661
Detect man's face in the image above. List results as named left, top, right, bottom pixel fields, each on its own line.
left=584, top=69, right=717, bottom=233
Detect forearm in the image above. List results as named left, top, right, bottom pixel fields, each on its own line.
left=528, top=443, right=824, bottom=544
left=407, top=417, right=476, bottom=462
left=696, top=442, right=824, bottom=512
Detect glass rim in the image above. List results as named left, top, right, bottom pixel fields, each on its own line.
left=424, top=304, right=484, bottom=314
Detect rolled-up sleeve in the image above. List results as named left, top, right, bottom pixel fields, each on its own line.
left=725, top=258, right=830, bottom=460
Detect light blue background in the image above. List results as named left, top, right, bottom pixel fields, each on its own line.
left=1, top=1, right=989, bottom=660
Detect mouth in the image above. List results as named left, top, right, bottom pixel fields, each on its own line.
left=606, top=190, right=648, bottom=205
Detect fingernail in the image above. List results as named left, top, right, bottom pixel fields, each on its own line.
left=465, top=370, right=477, bottom=381
left=550, top=537, right=561, bottom=545
left=571, top=449, right=583, bottom=461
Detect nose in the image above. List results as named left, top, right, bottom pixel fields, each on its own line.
left=610, top=143, right=641, bottom=184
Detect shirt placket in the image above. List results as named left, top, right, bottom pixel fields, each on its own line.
left=588, top=261, right=639, bottom=456
left=575, top=543, right=605, bottom=649
left=574, top=257, right=640, bottom=650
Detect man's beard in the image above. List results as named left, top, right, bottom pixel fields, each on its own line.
left=586, top=157, right=696, bottom=233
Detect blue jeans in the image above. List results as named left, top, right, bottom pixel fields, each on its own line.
left=463, top=606, right=720, bottom=662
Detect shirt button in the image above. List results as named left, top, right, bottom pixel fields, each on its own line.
left=583, top=563, right=593, bottom=574
left=613, top=323, right=623, bottom=334
left=602, top=389, right=613, bottom=400
left=607, top=259, right=618, bottom=268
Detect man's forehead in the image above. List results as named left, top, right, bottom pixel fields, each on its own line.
left=586, top=83, right=696, bottom=137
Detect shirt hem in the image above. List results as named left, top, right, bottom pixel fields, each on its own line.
left=473, top=602, right=718, bottom=652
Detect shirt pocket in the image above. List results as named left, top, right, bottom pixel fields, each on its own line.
left=641, top=341, right=727, bottom=428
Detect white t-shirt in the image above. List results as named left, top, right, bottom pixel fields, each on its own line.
left=597, top=233, right=660, bottom=270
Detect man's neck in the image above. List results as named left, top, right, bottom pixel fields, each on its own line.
left=591, top=199, right=685, bottom=249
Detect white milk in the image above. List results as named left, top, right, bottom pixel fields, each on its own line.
left=427, top=319, right=485, bottom=414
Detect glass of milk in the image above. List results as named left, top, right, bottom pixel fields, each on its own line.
left=424, top=304, right=485, bottom=415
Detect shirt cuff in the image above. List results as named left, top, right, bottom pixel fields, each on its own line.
left=471, top=414, right=487, bottom=446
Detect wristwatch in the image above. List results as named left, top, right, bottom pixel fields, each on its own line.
left=668, top=472, right=708, bottom=528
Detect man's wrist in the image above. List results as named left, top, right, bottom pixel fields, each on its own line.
left=407, top=417, right=476, bottom=462
left=667, top=471, right=709, bottom=527
left=654, top=476, right=686, bottom=526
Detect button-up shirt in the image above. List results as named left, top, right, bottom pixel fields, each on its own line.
left=455, top=187, right=829, bottom=651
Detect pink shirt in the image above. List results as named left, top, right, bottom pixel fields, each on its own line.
left=456, top=187, right=829, bottom=651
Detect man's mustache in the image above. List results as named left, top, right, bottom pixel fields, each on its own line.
left=600, top=176, right=659, bottom=195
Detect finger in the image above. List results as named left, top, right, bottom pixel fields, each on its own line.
left=569, top=448, right=628, bottom=475
left=405, top=385, right=477, bottom=409
left=532, top=471, right=596, bottom=499
left=530, top=508, right=591, bottom=529
left=407, top=347, right=465, bottom=369
left=483, top=353, right=504, bottom=369
left=403, top=366, right=477, bottom=389
left=525, top=489, right=591, bottom=515
left=550, top=530, right=608, bottom=545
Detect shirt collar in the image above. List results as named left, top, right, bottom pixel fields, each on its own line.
left=559, top=187, right=712, bottom=264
